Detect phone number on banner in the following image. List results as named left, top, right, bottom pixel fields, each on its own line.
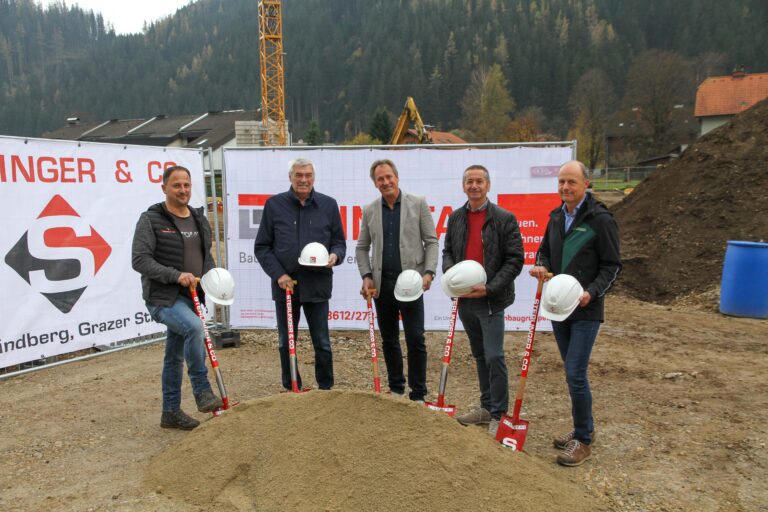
left=328, top=310, right=371, bottom=321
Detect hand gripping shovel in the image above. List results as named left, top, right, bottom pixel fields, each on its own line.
left=285, top=284, right=311, bottom=394
left=495, top=275, right=549, bottom=449
left=365, top=291, right=382, bottom=393
left=189, top=282, right=238, bottom=416
left=425, top=297, right=459, bottom=416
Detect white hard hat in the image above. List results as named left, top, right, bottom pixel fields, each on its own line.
left=441, top=260, right=487, bottom=297
left=394, top=270, right=424, bottom=302
left=540, top=274, right=583, bottom=321
left=298, top=242, right=329, bottom=266
left=200, top=267, right=235, bottom=305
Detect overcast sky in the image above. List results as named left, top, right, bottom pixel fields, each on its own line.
left=39, top=0, right=194, bottom=35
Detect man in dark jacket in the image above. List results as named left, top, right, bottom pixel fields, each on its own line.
left=132, top=166, right=223, bottom=431
left=443, top=164, right=524, bottom=436
left=254, top=157, right=345, bottom=391
left=531, top=160, right=621, bottom=466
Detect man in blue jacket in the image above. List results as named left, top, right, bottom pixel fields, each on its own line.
left=254, top=158, right=346, bottom=390
left=530, top=160, right=621, bottom=466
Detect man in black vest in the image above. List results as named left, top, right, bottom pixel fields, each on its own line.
left=132, top=166, right=223, bottom=430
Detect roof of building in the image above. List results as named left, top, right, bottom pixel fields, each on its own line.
left=83, top=118, right=148, bottom=140
left=42, top=119, right=101, bottom=140
left=128, top=114, right=201, bottom=137
left=181, top=110, right=260, bottom=149
left=403, top=128, right=467, bottom=144
left=695, top=70, right=768, bottom=117
left=43, top=110, right=265, bottom=149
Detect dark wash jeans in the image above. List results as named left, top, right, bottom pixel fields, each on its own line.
left=374, top=274, right=428, bottom=400
left=458, top=298, right=508, bottom=420
left=275, top=298, right=334, bottom=390
left=551, top=319, right=601, bottom=445
left=147, top=295, right=211, bottom=412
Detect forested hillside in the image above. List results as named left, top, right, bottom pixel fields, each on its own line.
left=1, top=0, right=766, bottom=145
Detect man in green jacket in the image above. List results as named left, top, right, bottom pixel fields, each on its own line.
left=530, top=160, right=622, bottom=466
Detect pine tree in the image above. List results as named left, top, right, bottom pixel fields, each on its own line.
left=304, top=120, right=322, bottom=146
left=369, top=108, right=392, bottom=145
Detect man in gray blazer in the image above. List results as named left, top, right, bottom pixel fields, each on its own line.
left=356, top=159, right=439, bottom=401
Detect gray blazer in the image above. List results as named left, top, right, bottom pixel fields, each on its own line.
left=356, top=190, right=439, bottom=290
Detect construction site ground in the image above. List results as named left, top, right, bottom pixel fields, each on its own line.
left=0, top=292, right=765, bottom=511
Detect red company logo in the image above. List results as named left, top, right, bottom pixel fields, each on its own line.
left=4, top=195, right=112, bottom=313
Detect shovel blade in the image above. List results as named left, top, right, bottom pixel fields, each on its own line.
left=424, top=401, right=456, bottom=417
left=211, top=400, right=241, bottom=417
left=496, top=415, right=529, bottom=451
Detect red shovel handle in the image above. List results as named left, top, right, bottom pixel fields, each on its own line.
left=366, top=293, right=381, bottom=393
left=435, top=297, right=459, bottom=407
left=188, top=281, right=231, bottom=411
left=510, top=274, right=550, bottom=422
left=285, top=284, right=300, bottom=393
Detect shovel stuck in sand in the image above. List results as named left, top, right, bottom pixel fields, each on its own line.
left=425, top=298, right=459, bottom=416
left=189, top=282, right=238, bottom=416
left=495, top=275, right=549, bottom=449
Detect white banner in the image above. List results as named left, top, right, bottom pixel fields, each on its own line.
left=0, top=136, right=205, bottom=367
left=224, top=145, right=573, bottom=331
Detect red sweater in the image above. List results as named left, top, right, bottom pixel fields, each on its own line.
left=464, top=208, right=486, bottom=264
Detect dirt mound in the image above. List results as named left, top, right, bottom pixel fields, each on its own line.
left=146, top=391, right=599, bottom=511
left=612, top=98, right=768, bottom=303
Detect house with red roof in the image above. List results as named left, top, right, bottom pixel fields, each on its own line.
left=694, top=68, right=768, bottom=135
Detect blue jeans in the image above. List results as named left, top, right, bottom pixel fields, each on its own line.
left=374, top=274, right=428, bottom=400
left=458, top=298, right=508, bottom=420
left=147, top=295, right=211, bottom=412
left=275, top=299, right=334, bottom=390
left=551, top=319, right=601, bottom=445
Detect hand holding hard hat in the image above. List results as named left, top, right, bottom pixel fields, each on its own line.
left=441, top=260, right=487, bottom=298
left=298, top=242, right=330, bottom=267
left=539, top=274, right=584, bottom=321
left=394, top=270, right=425, bottom=302
left=200, top=267, right=235, bottom=305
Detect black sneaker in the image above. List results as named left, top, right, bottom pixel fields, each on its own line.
left=195, top=389, right=224, bottom=413
left=160, top=410, right=200, bottom=430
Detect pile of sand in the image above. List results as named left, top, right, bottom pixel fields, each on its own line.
left=613, top=98, right=768, bottom=302
left=146, top=391, right=598, bottom=511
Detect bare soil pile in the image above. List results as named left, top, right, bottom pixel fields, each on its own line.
left=146, top=391, right=599, bottom=511
left=612, top=98, right=768, bottom=302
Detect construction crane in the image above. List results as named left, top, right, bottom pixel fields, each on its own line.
left=258, top=0, right=287, bottom=146
left=389, top=97, right=432, bottom=145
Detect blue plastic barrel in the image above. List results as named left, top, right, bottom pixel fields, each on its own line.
left=719, top=241, right=768, bottom=319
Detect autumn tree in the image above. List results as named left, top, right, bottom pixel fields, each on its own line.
left=622, top=50, right=695, bottom=153
left=568, top=68, right=616, bottom=169
left=460, top=64, right=515, bottom=142
left=505, top=107, right=546, bottom=142
left=341, top=132, right=380, bottom=145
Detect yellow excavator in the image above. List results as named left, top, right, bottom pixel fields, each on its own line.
left=389, top=97, right=432, bottom=145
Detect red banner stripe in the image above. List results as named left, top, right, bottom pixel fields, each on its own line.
left=238, top=194, right=271, bottom=206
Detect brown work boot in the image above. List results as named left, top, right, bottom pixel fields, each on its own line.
left=456, top=406, right=492, bottom=426
left=195, top=389, right=224, bottom=413
left=553, top=430, right=596, bottom=449
left=556, top=439, right=592, bottom=466
left=160, top=410, right=200, bottom=430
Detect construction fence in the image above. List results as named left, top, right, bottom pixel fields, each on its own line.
left=1, top=137, right=577, bottom=377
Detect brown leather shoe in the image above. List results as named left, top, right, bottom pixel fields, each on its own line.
left=553, top=430, right=596, bottom=449
left=456, top=407, right=492, bottom=426
left=556, top=439, right=592, bottom=466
